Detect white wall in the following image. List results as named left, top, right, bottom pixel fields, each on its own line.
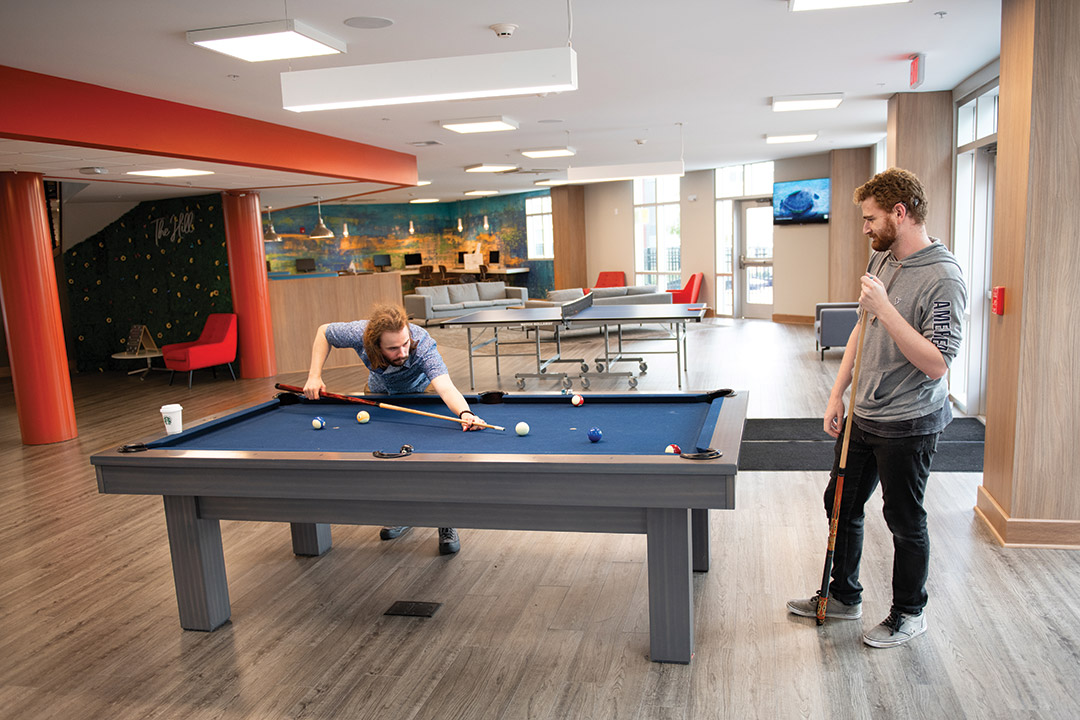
left=61, top=201, right=138, bottom=253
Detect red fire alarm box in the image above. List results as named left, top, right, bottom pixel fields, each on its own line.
left=991, top=286, right=1005, bottom=315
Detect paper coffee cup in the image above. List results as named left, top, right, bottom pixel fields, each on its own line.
left=160, top=403, right=183, bottom=434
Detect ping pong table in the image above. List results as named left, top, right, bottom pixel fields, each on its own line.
left=446, top=293, right=708, bottom=390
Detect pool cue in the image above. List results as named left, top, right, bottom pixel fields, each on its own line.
left=274, top=383, right=506, bottom=431
left=816, top=310, right=869, bottom=625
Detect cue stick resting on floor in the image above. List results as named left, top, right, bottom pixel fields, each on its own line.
left=275, top=383, right=506, bottom=431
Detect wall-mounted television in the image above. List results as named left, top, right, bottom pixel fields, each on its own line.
left=488, top=250, right=500, bottom=265
left=372, top=253, right=392, bottom=270
left=773, top=178, right=830, bottom=225
left=404, top=252, right=423, bottom=267
left=295, top=257, right=317, bottom=273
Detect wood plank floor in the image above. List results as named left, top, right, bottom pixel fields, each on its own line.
left=2, top=319, right=1078, bottom=719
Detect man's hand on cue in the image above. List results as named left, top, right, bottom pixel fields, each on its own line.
left=303, top=377, right=326, bottom=400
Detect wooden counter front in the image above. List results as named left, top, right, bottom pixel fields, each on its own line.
left=269, top=273, right=403, bottom=373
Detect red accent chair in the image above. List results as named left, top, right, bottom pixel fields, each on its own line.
left=593, top=271, right=626, bottom=288
left=162, top=313, right=238, bottom=389
left=668, top=272, right=704, bottom=304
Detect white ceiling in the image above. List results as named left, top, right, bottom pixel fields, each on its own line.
left=0, top=0, right=1001, bottom=209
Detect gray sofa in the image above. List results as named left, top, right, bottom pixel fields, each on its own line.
left=525, top=285, right=672, bottom=308
left=404, top=281, right=527, bottom=324
left=815, top=302, right=859, bottom=360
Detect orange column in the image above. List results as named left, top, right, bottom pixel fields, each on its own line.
left=222, top=191, right=276, bottom=378
left=0, top=172, right=77, bottom=444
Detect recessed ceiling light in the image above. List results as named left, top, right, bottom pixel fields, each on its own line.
left=408, top=140, right=443, bottom=147
left=440, top=116, right=518, bottom=134
left=465, top=164, right=518, bottom=173
left=416, top=180, right=432, bottom=186
left=409, top=198, right=440, bottom=204
left=343, top=16, right=394, bottom=29
left=79, top=167, right=108, bottom=175
left=537, top=118, right=565, bottom=124
left=126, top=168, right=215, bottom=177
left=789, top=0, right=910, bottom=10
left=765, top=133, right=819, bottom=144
left=464, top=190, right=499, bottom=196
left=772, top=93, right=844, bottom=111
left=521, top=146, right=576, bottom=159
left=187, top=20, right=345, bottom=62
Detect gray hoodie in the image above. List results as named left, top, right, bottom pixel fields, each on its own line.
left=854, top=240, right=967, bottom=424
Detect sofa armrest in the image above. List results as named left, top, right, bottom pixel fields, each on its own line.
left=504, top=287, right=528, bottom=302
left=403, top=293, right=433, bottom=319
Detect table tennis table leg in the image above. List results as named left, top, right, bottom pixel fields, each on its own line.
left=466, top=327, right=476, bottom=390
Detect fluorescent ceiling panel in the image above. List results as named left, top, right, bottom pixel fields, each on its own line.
left=772, top=93, right=844, bottom=111
left=465, top=164, right=518, bottom=173
left=464, top=190, right=499, bottom=196
left=566, top=160, right=684, bottom=184
left=789, top=0, right=910, bottom=10
left=409, top=198, right=440, bottom=203
left=766, top=133, right=819, bottom=144
left=126, top=168, right=215, bottom=177
left=440, top=117, right=519, bottom=134
left=282, top=47, right=578, bottom=112
left=521, top=146, right=576, bottom=158
left=187, top=20, right=345, bottom=62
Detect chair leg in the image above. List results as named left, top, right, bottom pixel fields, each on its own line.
left=188, top=371, right=193, bottom=389
left=227, top=363, right=236, bottom=381
left=169, top=370, right=175, bottom=386
left=211, top=366, right=217, bottom=379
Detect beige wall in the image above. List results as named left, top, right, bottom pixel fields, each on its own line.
left=679, top=170, right=715, bottom=307
left=772, top=154, right=831, bottom=320
left=583, top=181, right=634, bottom=288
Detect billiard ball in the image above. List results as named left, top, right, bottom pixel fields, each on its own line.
left=312, top=417, right=326, bottom=430
left=665, top=444, right=681, bottom=454
left=516, top=421, right=530, bottom=436
left=356, top=410, right=370, bottom=424
left=587, top=427, right=602, bottom=443
left=571, top=394, right=584, bottom=406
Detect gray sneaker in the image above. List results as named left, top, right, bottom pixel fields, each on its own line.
left=438, top=527, right=460, bottom=555
left=863, top=610, right=926, bottom=648
left=379, top=525, right=411, bottom=540
left=787, top=593, right=862, bottom=619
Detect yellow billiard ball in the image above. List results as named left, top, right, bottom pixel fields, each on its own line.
left=356, top=410, right=370, bottom=424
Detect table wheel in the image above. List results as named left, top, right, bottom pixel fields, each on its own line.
left=628, top=377, right=639, bottom=389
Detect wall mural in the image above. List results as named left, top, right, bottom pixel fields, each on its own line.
left=63, top=194, right=231, bottom=372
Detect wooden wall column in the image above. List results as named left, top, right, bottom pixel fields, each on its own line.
left=887, top=91, right=954, bottom=250
left=0, top=172, right=77, bottom=444
left=222, top=191, right=276, bottom=379
left=828, top=147, right=873, bottom=302
left=977, top=0, right=1080, bottom=548
left=551, top=185, right=587, bottom=290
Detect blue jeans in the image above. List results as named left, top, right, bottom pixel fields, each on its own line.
left=824, top=420, right=938, bottom=615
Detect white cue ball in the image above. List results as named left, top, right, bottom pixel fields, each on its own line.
left=515, top=421, right=530, bottom=436
left=571, top=394, right=584, bottom=406
left=356, top=410, right=370, bottom=424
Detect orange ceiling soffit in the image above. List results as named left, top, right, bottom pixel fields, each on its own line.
left=0, top=65, right=417, bottom=187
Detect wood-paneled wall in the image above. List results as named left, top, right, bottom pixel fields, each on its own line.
left=268, top=273, right=403, bottom=374
left=977, top=0, right=1080, bottom=547
left=887, top=91, right=954, bottom=250
left=828, top=147, right=873, bottom=302
left=551, top=185, right=587, bottom=290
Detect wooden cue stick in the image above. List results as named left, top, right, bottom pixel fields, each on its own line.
left=816, top=310, right=869, bottom=625
left=274, top=383, right=506, bottom=431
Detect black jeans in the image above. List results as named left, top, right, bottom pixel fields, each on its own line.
left=824, top=420, right=939, bottom=615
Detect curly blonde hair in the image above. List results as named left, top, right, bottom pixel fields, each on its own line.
left=853, top=167, right=928, bottom=225
left=363, top=304, right=413, bottom=370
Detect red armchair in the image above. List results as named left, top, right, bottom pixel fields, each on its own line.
left=668, top=272, right=704, bottom=304
left=593, top=271, right=625, bottom=288
left=162, top=313, right=238, bottom=389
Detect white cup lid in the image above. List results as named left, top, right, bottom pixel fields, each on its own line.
left=160, top=404, right=183, bottom=412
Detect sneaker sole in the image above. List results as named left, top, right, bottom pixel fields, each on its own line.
left=787, top=602, right=862, bottom=620
left=863, top=623, right=927, bottom=648
left=380, top=527, right=412, bottom=540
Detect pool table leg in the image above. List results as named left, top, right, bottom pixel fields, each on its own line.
left=290, top=522, right=333, bottom=556
left=691, top=508, right=710, bottom=572
left=162, top=495, right=230, bottom=631
left=646, top=507, right=693, bottom=663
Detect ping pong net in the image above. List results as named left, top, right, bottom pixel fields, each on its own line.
left=559, top=291, right=594, bottom=320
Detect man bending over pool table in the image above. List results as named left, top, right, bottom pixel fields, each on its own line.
left=303, top=303, right=484, bottom=555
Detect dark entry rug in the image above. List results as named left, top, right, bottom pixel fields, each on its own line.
left=739, top=417, right=984, bottom=472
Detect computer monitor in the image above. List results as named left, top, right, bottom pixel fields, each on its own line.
left=404, top=252, right=423, bottom=267
left=488, top=250, right=500, bottom=265
left=372, top=254, right=392, bottom=271
left=457, top=251, right=467, bottom=265
left=295, top=258, right=316, bottom=273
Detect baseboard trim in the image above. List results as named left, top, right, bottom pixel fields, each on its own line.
left=772, top=314, right=813, bottom=325
left=975, top=485, right=1080, bottom=549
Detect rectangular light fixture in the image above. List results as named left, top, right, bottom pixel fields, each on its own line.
left=409, top=198, right=440, bottom=204
left=465, top=164, right=518, bottom=173
left=789, top=0, right=910, bottom=10
left=282, top=47, right=577, bottom=112
left=440, top=117, right=519, bottom=134
left=187, top=20, right=346, bottom=62
left=766, top=133, right=819, bottom=144
left=566, top=160, right=684, bottom=184
left=772, top=93, right=844, bottom=112
left=464, top=190, right=499, bottom=196
left=126, top=168, right=215, bottom=177
left=521, top=146, right=576, bottom=159
left=416, top=180, right=432, bottom=186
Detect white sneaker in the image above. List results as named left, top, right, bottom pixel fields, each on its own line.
left=863, top=610, right=926, bottom=648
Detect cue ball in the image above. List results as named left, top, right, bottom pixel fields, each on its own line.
left=516, top=421, right=530, bottom=436
left=587, top=427, right=602, bottom=443
left=571, top=394, right=584, bottom=406
left=312, top=417, right=326, bottom=430
left=665, top=444, right=682, bottom=454
left=356, top=410, right=370, bottom=424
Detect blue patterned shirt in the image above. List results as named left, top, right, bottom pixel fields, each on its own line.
left=323, top=321, right=448, bottom=394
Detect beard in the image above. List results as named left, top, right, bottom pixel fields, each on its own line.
left=868, top=220, right=898, bottom=252
left=389, top=356, right=407, bottom=367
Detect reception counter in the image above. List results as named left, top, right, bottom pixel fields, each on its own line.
left=269, top=272, right=403, bottom=373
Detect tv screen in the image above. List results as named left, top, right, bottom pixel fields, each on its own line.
left=295, top=257, right=316, bottom=273
left=488, top=250, right=500, bottom=265
left=404, top=252, right=423, bottom=267
left=372, top=253, right=392, bottom=267
left=457, top=251, right=467, bottom=264
left=773, top=178, right=830, bottom=225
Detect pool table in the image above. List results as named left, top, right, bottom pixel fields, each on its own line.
left=92, top=389, right=747, bottom=663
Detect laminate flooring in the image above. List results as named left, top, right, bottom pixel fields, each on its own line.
left=2, top=319, right=1078, bottom=720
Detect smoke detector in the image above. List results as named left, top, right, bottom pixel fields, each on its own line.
left=489, top=23, right=518, bottom=38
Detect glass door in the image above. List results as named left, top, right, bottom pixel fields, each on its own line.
left=738, top=200, right=774, bottom=319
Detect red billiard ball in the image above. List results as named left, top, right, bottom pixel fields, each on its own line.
left=665, top=444, right=681, bottom=454
left=571, top=394, right=584, bottom=406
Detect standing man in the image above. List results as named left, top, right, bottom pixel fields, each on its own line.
left=787, top=168, right=967, bottom=647
left=304, top=304, right=486, bottom=555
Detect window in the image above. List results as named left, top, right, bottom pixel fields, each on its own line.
left=714, top=161, right=774, bottom=317
left=633, top=176, right=681, bottom=290
left=525, top=195, right=553, bottom=259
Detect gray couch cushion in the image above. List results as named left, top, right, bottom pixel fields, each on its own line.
left=626, top=285, right=658, bottom=295
left=448, top=283, right=480, bottom=303
left=416, top=285, right=450, bottom=305
left=491, top=298, right=523, bottom=307
left=462, top=300, right=493, bottom=308
left=547, top=288, right=585, bottom=303
left=477, top=281, right=507, bottom=300
left=432, top=302, right=465, bottom=312
left=592, top=286, right=628, bottom=298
